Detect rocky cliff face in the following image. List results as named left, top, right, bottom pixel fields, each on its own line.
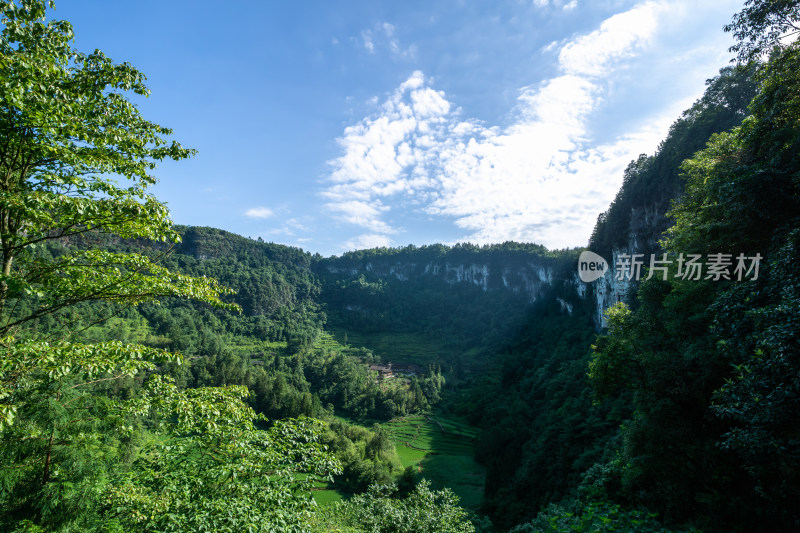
left=593, top=250, right=635, bottom=327
left=321, top=198, right=669, bottom=329
left=585, top=67, right=758, bottom=327
left=322, top=253, right=577, bottom=304
left=591, top=204, right=671, bottom=327
left=322, top=239, right=662, bottom=330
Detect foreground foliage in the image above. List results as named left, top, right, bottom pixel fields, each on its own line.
left=4, top=0, right=798, bottom=531
left=510, top=501, right=692, bottom=533
left=104, top=377, right=340, bottom=532
left=0, top=2, right=345, bottom=531
left=312, top=480, right=476, bottom=533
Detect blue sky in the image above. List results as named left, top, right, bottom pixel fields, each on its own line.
left=55, top=0, right=742, bottom=256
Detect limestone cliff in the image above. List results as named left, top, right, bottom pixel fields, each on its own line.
left=318, top=245, right=579, bottom=305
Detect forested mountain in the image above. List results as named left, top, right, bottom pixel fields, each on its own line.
left=2, top=0, right=799, bottom=531
left=589, top=64, right=758, bottom=259
left=585, top=38, right=800, bottom=531
left=11, top=54, right=792, bottom=532
left=317, top=243, right=581, bottom=355
left=588, top=65, right=759, bottom=325
left=462, top=63, right=764, bottom=529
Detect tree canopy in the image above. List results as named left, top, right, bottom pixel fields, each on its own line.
left=588, top=37, right=800, bottom=533
left=724, top=0, right=800, bottom=63
left=0, top=3, right=343, bottom=531
left=0, top=0, right=235, bottom=340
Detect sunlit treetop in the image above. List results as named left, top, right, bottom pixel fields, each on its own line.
left=725, top=0, right=800, bottom=63
left=0, top=0, right=238, bottom=337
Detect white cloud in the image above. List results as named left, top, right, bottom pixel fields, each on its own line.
left=245, top=206, right=274, bottom=219
left=558, top=1, right=662, bottom=77
left=325, top=1, right=733, bottom=251
left=541, top=39, right=562, bottom=53
left=344, top=233, right=393, bottom=250
left=358, top=22, right=415, bottom=59
left=533, top=0, right=578, bottom=9
left=324, top=198, right=396, bottom=234
left=267, top=217, right=311, bottom=238
left=361, top=30, right=375, bottom=53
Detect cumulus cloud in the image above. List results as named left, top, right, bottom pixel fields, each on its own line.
left=324, top=1, right=709, bottom=251
left=245, top=206, right=274, bottom=219
left=361, top=30, right=375, bottom=53
left=323, top=70, right=449, bottom=241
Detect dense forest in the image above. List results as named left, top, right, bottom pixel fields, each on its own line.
left=1, top=0, right=799, bottom=531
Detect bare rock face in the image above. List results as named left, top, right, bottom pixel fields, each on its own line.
left=322, top=254, right=564, bottom=304
left=592, top=204, right=669, bottom=327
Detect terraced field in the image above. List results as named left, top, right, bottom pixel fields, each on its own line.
left=328, top=327, right=457, bottom=368
left=305, top=332, right=485, bottom=508
left=313, top=331, right=341, bottom=353
left=327, top=326, right=497, bottom=380
left=385, top=413, right=484, bottom=509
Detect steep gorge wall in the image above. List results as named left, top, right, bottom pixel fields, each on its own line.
left=587, top=66, right=758, bottom=326
left=323, top=256, right=562, bottom=303
left=318, top=248, right=589, bottom=346
left=592, top=204, right=664, bottom=326
left=319, top=246, right=583, bottom=308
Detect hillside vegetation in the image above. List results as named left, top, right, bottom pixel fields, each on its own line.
left=2, top=1, right=800, bottom=532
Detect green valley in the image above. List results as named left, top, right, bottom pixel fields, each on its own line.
left=2, top=1, right=800, bottom=532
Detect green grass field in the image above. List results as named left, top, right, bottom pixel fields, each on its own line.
left=294, top=473, right=348, bottom=507
left=311, top=480, right=348, bottom=506
left=311, top=329, right=486, bottom=508
left=313, top=331, right=342, bottom=353
left=328, top=327, right=459, bottom=368
left=327, top=326, right=498, bottom=378
left=385, top=412, right=484, bottom=509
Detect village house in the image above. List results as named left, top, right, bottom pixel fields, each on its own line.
left=368, top=362, right=425, bottom=381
